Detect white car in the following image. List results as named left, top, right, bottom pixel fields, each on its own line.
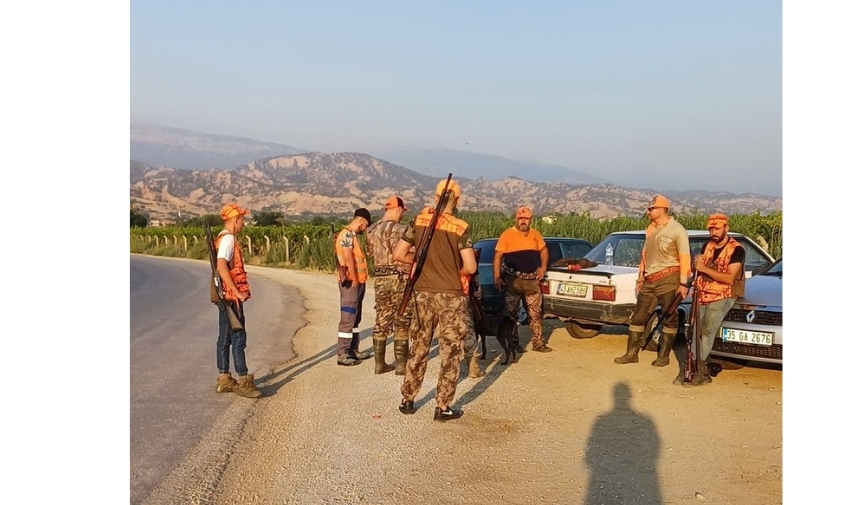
left=540, top=230, right=775, bottom=340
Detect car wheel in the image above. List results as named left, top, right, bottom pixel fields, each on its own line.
left=564, top=321, right=602, bottom=339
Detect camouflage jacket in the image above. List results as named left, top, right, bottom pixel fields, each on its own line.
left=365, top=219, right=411, bottom=275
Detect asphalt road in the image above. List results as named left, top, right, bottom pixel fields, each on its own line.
left=130, top=255, right=301, bottom=504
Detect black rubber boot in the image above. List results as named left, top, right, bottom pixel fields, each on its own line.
left=393, top=340, right=409, bottom=376
left=373, top=340, right=396, bottom=374
left=651, top=331, right=677, bottom=367
left=614, top=331, right=643, bottom=364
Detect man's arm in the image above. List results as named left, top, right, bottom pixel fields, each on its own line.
left=695, top=260, right=743, bottom=285
left=536, top=246, right=548, bottom=278
left=460, top=246, right=477, bottom=276
left=392, top=239, right=413, bottom=266
left=217, top=258, right=247, bottom=301
left=492, top=250, right=505, bottom=290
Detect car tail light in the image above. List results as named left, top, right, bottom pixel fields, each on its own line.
left=592, top=285, right=615, bottom=301
left=540, top=280, right=549, bottom=295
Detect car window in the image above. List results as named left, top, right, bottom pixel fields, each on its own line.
left=559, top=241, right=593, bottom=260
left=736, top=241, right=772, bottom=271
left=584, top=235, right=644, bottom=267
left=546, top=243, right=564, bottom=265
left=474, top=240, right=497, bottom=263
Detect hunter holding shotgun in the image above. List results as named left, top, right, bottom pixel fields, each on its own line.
left=392, top=176, right=477, bottom=421
left=212, top=203, right=262, bottom=398
left=677, top=213, right=745, bottom=387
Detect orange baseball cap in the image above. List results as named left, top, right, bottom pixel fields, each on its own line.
left=435, top=178, right=461, bottom=198
left=384, top=196, right=408, bottom=210
left=220, top=203, right=251, bottom=220
left=516, top=206, right=533, bottom=219
left=707, top=213, right=729, bottom=228
left=647, top=195, right=670, bottom=210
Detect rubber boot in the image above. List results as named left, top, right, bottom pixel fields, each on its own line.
left=235, top=374, right=262, bottom=398
left=651, top=332, right=677, bottom=367
left=216, top=373, right=238, bottom=393
left=350, top=332, right=373, bottom=360
left=614, top=331, right=643, bottom=364
left=393, top=340, right=409, bottom=376
left=672, top=365, right=685, bottom=386
left=467, top=353, right=485, bottom=378
left=683, top=360, right=711, bottom=387
left=373, top=340, right=396, bottom=374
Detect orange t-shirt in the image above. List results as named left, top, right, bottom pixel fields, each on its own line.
left=495, top=227, right=546, bottom=274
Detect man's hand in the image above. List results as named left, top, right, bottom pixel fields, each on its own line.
left=236, top=291, right=249, bottom=302
left=536, top=266, right=546, bottom=279
left=694, top=254, right=707, bottom=272
left=493, top=276, right=502, bottom=291
left=678, top=285, right=689, bottom=300
left=473, top=285, right=482, bottom=301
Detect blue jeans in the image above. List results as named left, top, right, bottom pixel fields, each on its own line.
left=695, top=297, right=736, bottom=360
left=217, top=302, right=248, bottom=376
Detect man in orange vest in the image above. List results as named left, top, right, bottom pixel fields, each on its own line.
left=679, top=213, right=745, bottom=386
left=214, top=203, right=262, bottom=398
left=335, top=208, right=374, bottom=366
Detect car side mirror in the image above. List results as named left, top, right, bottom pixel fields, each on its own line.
left=751, top=264, right=768, bottom=276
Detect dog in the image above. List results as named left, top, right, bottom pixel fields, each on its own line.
left=477, top=310, right=519, bottom=365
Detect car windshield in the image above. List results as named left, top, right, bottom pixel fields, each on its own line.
left=584, top=233, right=773, bottom=272
left=474, top=238, right=592, bottom=265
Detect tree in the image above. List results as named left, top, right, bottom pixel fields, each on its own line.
left=253, top=211, right=285, bottom=227
left=131, top=207, right=150, bottom=228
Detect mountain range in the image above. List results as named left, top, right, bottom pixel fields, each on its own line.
left=129, top=124, right=782, bottom=221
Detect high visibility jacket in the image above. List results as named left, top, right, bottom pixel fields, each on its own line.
left=696, top=237, right=744, bottom=303
left=214, top=231, right=251, bottom=301
left=335, top=228, right=368, bottom=284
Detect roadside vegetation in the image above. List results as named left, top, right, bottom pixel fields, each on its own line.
left=130, top=210, right=783, bottom=271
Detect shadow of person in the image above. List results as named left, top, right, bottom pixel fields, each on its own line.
left=585, top=382, right=663, bottom=505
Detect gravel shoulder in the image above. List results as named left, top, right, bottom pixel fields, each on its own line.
left=142, top=265, right=782, bottom=505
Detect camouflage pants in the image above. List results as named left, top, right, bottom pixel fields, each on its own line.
left=371, top=275, right=413, bottom=344
left=500, top=275, right=544, bottom=348
left=462, top=309, right=481, bottom=359
left=628, top=271, right=681, bottom=337
left=400, top=291, right=469, bottom=409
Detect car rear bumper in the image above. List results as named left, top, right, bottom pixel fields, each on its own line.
left=542, top=297, right=635, bottom=325
left=710, top=342, right=783, bottom=364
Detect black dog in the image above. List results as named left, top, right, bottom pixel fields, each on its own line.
left=478, top=311, right=519, bottom=365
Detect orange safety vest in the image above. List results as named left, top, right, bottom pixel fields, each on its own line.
left=214, top=231, right=251, bottom=302
left=335, top=228, right=368, bottom=284
left=695, top=237, right=744, bottom=304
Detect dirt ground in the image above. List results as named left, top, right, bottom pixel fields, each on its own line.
left=143, top=265, right=782, bottom=505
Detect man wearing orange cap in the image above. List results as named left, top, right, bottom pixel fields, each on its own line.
left=679, top=213, right=745, bottom=386
left=365, top=196, right=413, bottom=374
left=493, top=205, right=551, bottom=355
left=615, top=195, right=691, bottom=368
left=213, top=203, right=262, bottom=398
left=392, top=178, right=477, bottom=421
left=334, top=208, right=374, bottom=366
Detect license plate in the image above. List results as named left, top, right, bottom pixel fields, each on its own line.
left=557, top=282, right=588, bottom=298
left=721, top=327, right=773, bottom=346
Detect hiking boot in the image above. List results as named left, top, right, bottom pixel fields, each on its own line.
left=350, top=349, right=373, bottom=360
left=337, top=355, right=361, bottom=366
left=467, top=354, right=485, bottom=378
left=235, top=374, right=262, bottom=398
left=433, top=406, right=463, bottom=421
left=614, top=331, right=643, bottom=364
left=672, top=368, right=685, bottom=386
left=216, top=373, right=238, bottom=393
left=515, top=345, right=528, bottom=353
left=399, top=399, right=415, bottom=415
left=373, top=340, right=396, bottom=374
left=532, top=343, right=553, bottom=353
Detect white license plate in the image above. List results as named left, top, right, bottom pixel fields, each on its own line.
left=557, top=282, right=588, bottom=298
left=721, top=327, right=773, bottom=346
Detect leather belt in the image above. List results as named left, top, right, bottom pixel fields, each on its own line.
left=502, top=264, right=539, bottom=280
left=374, top=266, right=408, bottom=277
left=644, top=266, right=680, bottom=282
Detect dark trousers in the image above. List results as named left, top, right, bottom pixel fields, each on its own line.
left=338, top=282, right=365, bottom=357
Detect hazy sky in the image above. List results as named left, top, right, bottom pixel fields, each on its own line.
left=131, top=1, right=782, bottom=196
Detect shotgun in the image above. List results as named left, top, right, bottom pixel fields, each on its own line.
left=641, top=291, right=684, bottom=351
left=204, top=221, right=244, bottom=332
left=468, top=248, right=488, bottom=358
left=684, top=271, right=701, bottom=382
left=398, top=173, right=452, bottom=316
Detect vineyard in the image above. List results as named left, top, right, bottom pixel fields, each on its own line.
left=130, top=210, right=783, bottom=272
